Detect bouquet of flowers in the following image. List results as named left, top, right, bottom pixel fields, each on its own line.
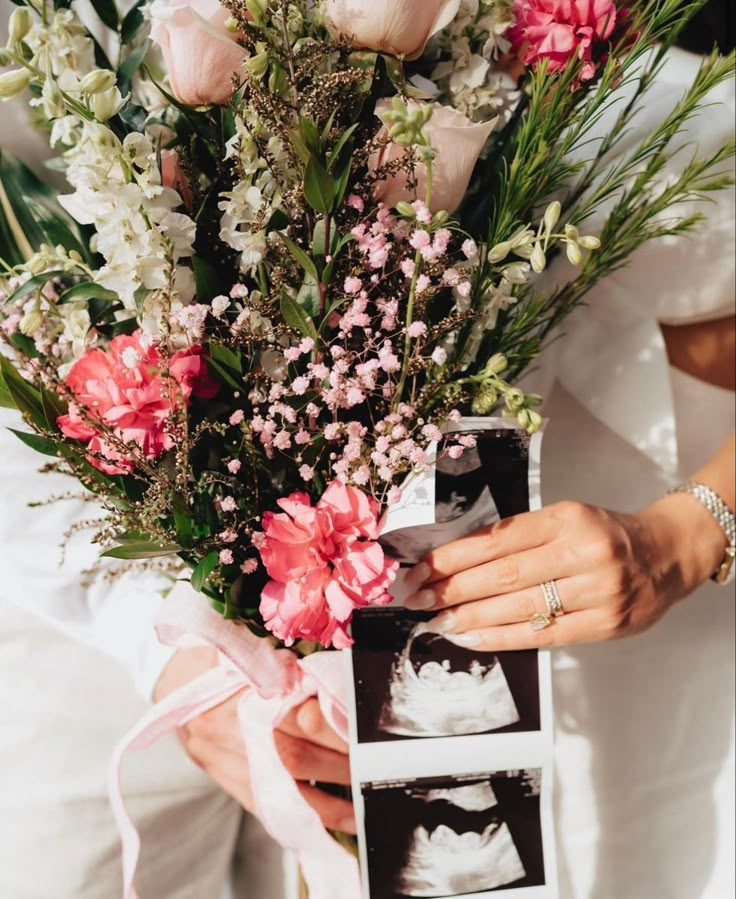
left=0, top=0, right=733, bottom=893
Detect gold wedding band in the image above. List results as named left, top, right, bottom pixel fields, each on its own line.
left=542, top=580, right=565, bottom=618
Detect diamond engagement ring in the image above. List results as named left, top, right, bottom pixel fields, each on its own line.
left=542, top=580, right=565, bottom=618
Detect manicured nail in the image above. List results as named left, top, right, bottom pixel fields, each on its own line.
left=429, top=613, right=456, bottom=634
left=447, top=632, right=481, bottom=648
left=404, top=589, right=437, bottom=611
left=405, top=562, right=432, bottom=588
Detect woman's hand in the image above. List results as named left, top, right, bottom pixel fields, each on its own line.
left=403, top=495, right=728, bottom=651
left=154, top=647, right=356, bottom=834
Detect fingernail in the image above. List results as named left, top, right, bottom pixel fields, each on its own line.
left=404, top=589, right=437, bottom=611
left=405, top=562, right=432, bottom=588
left=446, top=632, right=481, bottom=648
left=339, top=817, right=357, bottom=835
left=428, top=613, right=456, bottom=634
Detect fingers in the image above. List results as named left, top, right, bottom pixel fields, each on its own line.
left=428, top=575, right=585, bottom=633
left=404, top=508, right=562, bottom=590
left=298, top=782, right=356, bottom=834
left=185, top=736, right=355, bottom=834
left=405, top=542, right=579, bottom=611
left=278, top=698, right=349, bottom=754
left=443, top=610, right=612, bottom=652
left=274, top=730, right=352, bottom=786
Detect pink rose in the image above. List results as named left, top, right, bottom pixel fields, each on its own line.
left=509, top=0, right=617, bottom=81
left=161, top=149, right=193, bottom=210
left=150, top=0, right=248, bottom=106
left=257, top=482, right=398, bottom=649
left=58, top=331, right=218, bottom=473
left=372, top=101, right=496, bottom=214
left=323, top=0, right=461, bottom=59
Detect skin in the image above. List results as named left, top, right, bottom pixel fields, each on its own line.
left=402, top=318, right=736, bottom=648
left=156, top=316, right=734, bottom=817
left=153, top=646, right=356, bottom=834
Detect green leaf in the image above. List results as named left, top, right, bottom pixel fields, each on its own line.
left=0, top=368, right=13, bottom=410
left=192, top=255, right=226, bottom=302
left=3, top=271, right=67, bottom=308
left=120, top=0, right=147, bottom=43
left=280, top=291, right=318, bottom=341
left=191, top=551, right=219, bottom=592
left=57, top=282, right=119, bottom=305
left=279, top=234, right=319, bottom=282
left=8, top=428, right=60, bottom=457
left=101, top=542, right=183, bottom=560
left=89, top=0, right=119, bottom=30
left=41, top=387, right=68, bottom=430
left=296, top=275, right=321, bottom=318
left=209, top=342, right=243, bottom=374
left=206, top=357, right=244, bottom=392
left=0, top=356, right=45, bottom=427
left=0, top=151, right=88, bottom=264
left=304, top=156, right=335, bottom=215
left=117, top=40, right=150, bottom=94
left=327, top=124, right=359, bottom=172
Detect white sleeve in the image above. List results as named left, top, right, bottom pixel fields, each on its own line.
left=0, top=407, right=181, bottom=700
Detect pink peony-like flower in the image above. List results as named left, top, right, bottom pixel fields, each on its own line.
left=58, top=330, right=218, bottom=474
left=509, top=0, right=617, bottom=81
left=257, top=481, right=398, bottom=649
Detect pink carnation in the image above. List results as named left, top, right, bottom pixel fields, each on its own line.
left=509, top=0, right=617, bottom=81
left=257, top=481, right=398, bottom=649
left=57, top=331, right=218, bottom=474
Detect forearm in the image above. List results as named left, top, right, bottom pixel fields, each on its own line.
left=637, top=429, right=735, bottom=601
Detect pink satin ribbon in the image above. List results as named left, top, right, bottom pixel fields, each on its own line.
left=109, top=590, right=362, bottom=899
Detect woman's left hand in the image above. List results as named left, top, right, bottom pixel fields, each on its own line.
left=402, top=497, right=726, bottom=651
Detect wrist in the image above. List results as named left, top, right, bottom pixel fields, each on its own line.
left=636, top=493, right=728, bottom=600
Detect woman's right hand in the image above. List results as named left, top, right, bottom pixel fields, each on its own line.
left=153, top=647, right=356, bottom=834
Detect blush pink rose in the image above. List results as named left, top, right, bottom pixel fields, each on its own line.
left=508, top=0, right=617, bottom=81
left=323, top=0, right=461, bottom=59
left=372, top=100, right=496, bottom=214
left=161, top=149, right=194, bottom=210
left=257, top=482, right=398, bottom=649
left=58, top=331, right=218, bottom=474
left=150, top=0, right=249, bottom=106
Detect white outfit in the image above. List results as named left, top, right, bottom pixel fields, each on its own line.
left=533, top=48, right=735, bottom=899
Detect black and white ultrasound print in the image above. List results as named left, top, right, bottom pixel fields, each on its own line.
left=361, top=771, right=545, bottom=899
left=347, top=420, right=556, bottom=899
left=351, top=608, right=541, bottom=742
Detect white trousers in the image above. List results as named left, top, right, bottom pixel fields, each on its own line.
left=0, top=598, right=290, bottom=899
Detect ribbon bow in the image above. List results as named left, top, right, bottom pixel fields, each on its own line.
left=109, top=589, right=362, bottom=899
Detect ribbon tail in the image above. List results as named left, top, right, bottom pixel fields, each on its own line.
left=237, top=691, right=362, bottom=899
left=109, top=666, right=247, bottom=899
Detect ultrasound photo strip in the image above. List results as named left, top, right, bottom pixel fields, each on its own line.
left=346, top=420, right=557, bottom=898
